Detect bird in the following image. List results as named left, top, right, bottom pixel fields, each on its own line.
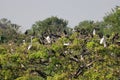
left=100, top=36, right=107, bottom=47
left=93, top=29, right=96, bottom=35
left=72, top=28, right=75, bottom=32
left=45, top=36, right=51, bottom=44
left=27, top=44, right=32, bottom=50
left=100, top=36, right=104, bottom=44
left=63, top=42, right=70, bottom=46
left=80, top=55, right=84, bottom=61
left=23, top=40, right=26, bottom=45
left=103, top=41, right=107, bottom=47
left=27, top=36, right=33, bottom=50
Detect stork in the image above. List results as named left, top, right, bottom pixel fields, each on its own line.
left=93, top=29, right=96, bottom=35
left=100, top=36, right=107, bottom=47
left=80, top=55, right=84, bottom=61
left=63, top=42, right=70, bottom=46
left=45, top=36, right=51, bottom=44
left=72, top=28, right=75, bottom=32
left=27, top=36, right=33, bottom=50
left=23, top=40, right=26, bottom=45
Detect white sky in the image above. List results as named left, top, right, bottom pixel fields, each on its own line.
left=0, top=0, right=120, bottom=32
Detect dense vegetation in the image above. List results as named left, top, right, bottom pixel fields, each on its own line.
left=0, top=6, right=120, bottom=80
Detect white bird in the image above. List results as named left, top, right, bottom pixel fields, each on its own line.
left=64, top=42, right=70, bottom=46
left=45, top=36, right=51, bottom=43
left=21, top=64, right=25, bottom=68
left=103, top=41, right=107, bottom=47
left=100, top=36, right=107, bottom=47
left=93, top=29, right=96, bottom=35
left=27, top=36, right=33, bottom=50
left=27, top=44, right=32, bottom=50
left=9, top=43, right=11, bottom=46
left=80, top=55, right=84, bottom=61
left=23, top=40, right=26, bottom=45
left=100, top=36, right=104, bottom=44
left=72, top=28, right=75, bottom=32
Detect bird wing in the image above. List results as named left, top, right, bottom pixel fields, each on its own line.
left=100, top=38, right=104, bottom=44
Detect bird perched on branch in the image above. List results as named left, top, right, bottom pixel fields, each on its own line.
left=100, top=36, right=107, bottom=47
left=27, top=36, right=33, bottom=50
left=63, top=42, right=70, bottom=46
left=45, top=36, right=51, bottom=44
left=93, top=29, right=96, bottom=35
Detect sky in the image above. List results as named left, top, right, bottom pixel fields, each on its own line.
left=0, top=0, right=120, bottom=32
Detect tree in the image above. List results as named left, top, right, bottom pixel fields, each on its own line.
left=103, top=6, right=120, bottom=34
left=29, top=16, right=68, bottom=36
left=0, top=18, right=22, bottom=43
left=75, top=20, right=94, bottom=35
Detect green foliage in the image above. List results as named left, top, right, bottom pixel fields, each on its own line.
left=16, top=76, right=44, bottom=80
left=104, top=6, right=120, bottom=34
left=0, top=46, right=7, bottom=54
left=47, top=73, right=67, bottom=80
left=0, top=30, right=119, bottom=80
left=29, top=50, right=48, bottom=59
left=29, top=16, right=68, bottom=36
left=86, top=41, right=98, bottom=50
left=0, top=18, right=24, bottom=44
left=75, top=20, right=94, bottom=35
left=0, top=7, right=120, bottom=80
